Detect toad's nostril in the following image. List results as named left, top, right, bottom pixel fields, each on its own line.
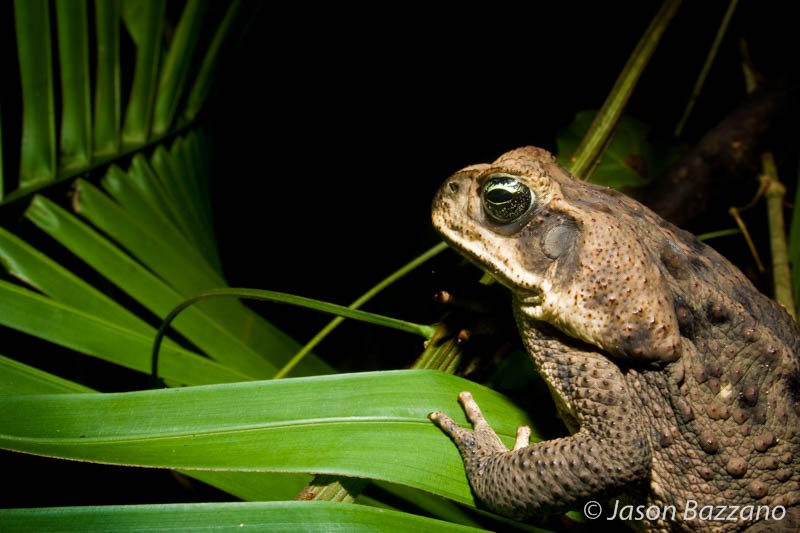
left=448, top=181, right=459, bottom=194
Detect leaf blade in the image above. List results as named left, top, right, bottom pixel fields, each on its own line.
left=92, top=0, right=121, bottom=157
left=0, top=354, right=94, bottom=395
left=0, top=370, right=531, bottom=505
left=152, top=0, right=209, bottom=135
left=121, top=0, right=166, bottom=145
left=0, top=501, right=487, bottom=533
left=0, top=279, right=252, bottom=385
left=183, top=0, right=243, bottom=122
left=14, top=0, right=57, bottom=186
left=55, top=0, right=92, bottom=169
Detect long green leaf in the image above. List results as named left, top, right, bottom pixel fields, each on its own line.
left=0, top=355, right=94, bottom=395
left=152, top=0, right=209, bottom=135
left=92, top=0, right=121, bottom=157
left=72, top=179, right=311, bottom=376
left=124, top=154, right=183, bottom=235
left=0, top=358, right=317, bottom=502
left=0, top=279, right=251, bottom=385
left=153, top=138, right=217, bottom=263
left=149, top=144, right=198, bottom=246
left=14, top=0, right=56, bottom=185
left=172, top=131, right=221, bottom=270
left=100, top=164, right=215, bottom=277
left=121, top=0, right=166, bottom=145
left=186, top=471, right=313, bottom=502
left=0, top=226, right=155, bottom=334
left=372, top=481, right=484, bottom=529
left=67, top=177, right=333, bottom=376
left=0, top=501, right=487, bottom=533
left=0, top=370, right=531, bottom=506
left=55, top=0, right=91, bottom=169
left=24, top=193, right=277, bottom=378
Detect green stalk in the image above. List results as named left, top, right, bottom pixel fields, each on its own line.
left=273, top=241, right=449, bottom=379
left=674, top=0, right=738, bottom=137
left=695, top=228, right=741, bottom=241
left=741, top=42, right=795, bottom=317
left=761, top=154, right=795, bottom=318
left=151, top=288, right=437, bottom=384
left=568, top=0, right=682, bottom=178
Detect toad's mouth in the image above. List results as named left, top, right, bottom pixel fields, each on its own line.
left=432, top=208, right=541, bottom=287
left=436, top=228, right=541, bottom=296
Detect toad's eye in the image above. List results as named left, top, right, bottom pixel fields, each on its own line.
left=481, top=175, right=534, bottom=224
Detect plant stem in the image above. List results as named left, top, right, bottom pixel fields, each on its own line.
left=273, top=241, right=449, bottom=379
left=674, top=0, right=739, bottom=137
left=568, top=0, right=682, bottom=179
left=151, top=288, right=437, bottom=386
left=740, top=41, right=795, bottom=317
left=761, top=154, right=795, bottom=317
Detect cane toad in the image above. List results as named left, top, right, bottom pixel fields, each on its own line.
left=429, top=147, right=800, bottom=531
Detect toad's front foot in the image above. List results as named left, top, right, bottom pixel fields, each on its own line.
left=429, top=391, right=531, bottom=459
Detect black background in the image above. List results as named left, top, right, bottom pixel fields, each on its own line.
left=210, top=1, right=797, bottom=367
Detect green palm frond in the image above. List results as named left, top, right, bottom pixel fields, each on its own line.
left=2, top=0, right=241, bottom=203
left=0, top=2, right=502, bottom=530
left=1, top=0, right=333, bottom=383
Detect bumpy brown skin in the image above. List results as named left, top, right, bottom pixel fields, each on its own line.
left=429, top=147, right=800, bottom=531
